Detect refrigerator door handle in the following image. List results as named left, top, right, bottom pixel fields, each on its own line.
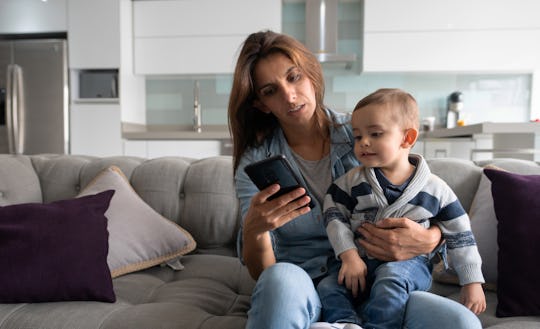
left=6, top=64, right=15, bottom=154
left=6, top=64, right=25, bottom=154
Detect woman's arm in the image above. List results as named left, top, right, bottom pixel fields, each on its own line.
left=356, top=217, right=442, bottom=261
left=241, top=184, right=312, bottom=279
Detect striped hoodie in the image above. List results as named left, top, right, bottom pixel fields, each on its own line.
left=323, top=154, right=485, bottom=285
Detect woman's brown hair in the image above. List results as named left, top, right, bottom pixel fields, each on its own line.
left=228, top=30, right=329, bottom=171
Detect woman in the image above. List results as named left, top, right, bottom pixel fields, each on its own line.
left=228, top=30, right=481, bottom=329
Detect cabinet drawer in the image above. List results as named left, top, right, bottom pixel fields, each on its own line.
left=124, top=140, right=222, bottom=159
left=133, top=0, right=281, bottom=75
left=134, top=36, right=244, bottom=75
left=134, top=0, right=281, bottom=37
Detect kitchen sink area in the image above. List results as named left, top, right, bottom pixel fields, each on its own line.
left=122, top=123, right=230, bottom=140
left=121, top=123, right=232, bottom=159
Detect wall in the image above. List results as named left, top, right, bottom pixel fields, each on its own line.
left=0, top=0, right=67, bottom=34
left=144, top=0, right=534, bottom=127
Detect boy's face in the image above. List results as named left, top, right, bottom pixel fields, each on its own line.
left=351, top=104, right=410, bottom=169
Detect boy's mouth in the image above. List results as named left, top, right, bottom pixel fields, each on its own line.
left=360, top=152, right=376, bottom=157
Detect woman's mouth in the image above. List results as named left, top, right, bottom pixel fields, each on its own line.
left=288, top=104, right=304, bottom=113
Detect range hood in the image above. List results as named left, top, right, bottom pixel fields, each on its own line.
left=305, top=0, right=357, bottom=69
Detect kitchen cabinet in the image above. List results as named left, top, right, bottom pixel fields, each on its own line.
left=363, top=0, right=540, bottom=72
left=412, top=139, right=476, bottom=160
left=71, top=104, right=123, bottom=156
left=67, top=0, right=120, bottom=69
left=68, top=0, right=146, bottom=157
left=421, top=138, right=475, bottom=160
left=422, top=123, right=540, bottom=161
left=133, top=0, right=282, bottom=75
left=123, top=140, right=222, bottom=159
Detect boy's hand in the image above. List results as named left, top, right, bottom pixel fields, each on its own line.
left=338, top=249, right=367, bottom=298
left=461, top=283, right=486, bottom=314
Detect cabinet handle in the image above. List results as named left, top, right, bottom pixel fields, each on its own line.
left=434, top=149, right=447, bottom=158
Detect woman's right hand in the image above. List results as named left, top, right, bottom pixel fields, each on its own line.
left=242, top=184, right=312, bottom=279
left=245, top=184, right=312, bottom=234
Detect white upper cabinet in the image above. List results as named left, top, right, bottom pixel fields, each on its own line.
left=67, top=0, right=120, bottom=68
left=362, top=0, right=540, bottom=72
left=133, top=0, right=282, bottom=75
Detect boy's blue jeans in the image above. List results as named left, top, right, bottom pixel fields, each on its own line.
left=246, top=261, right=481, bottom=329
left=317, top=256, right=432, bottom=328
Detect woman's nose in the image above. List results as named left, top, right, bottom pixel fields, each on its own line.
left=283, top=85, right=296, bottom=102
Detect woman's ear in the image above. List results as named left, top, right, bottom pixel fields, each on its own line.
left=253, top=99, right=272, bottom=114
left=402, top=128, right=419, bottom=148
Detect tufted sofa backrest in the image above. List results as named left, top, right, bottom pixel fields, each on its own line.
left=2, top=154, right=539, bottom=258
left=0, top=154, right=240, bottom=256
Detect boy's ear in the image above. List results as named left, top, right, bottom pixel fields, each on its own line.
left=253, top=99, right=271, bottom=114
left=402, top=128, right=419, bottom=148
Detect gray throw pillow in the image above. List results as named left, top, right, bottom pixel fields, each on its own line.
left=77, top=166, right=196, bottom=277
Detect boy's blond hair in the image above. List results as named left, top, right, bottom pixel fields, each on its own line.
left=353, top=88, right=419, bottom=131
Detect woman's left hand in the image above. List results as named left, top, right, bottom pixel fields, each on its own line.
left=356, top=217, right=441, bottom=261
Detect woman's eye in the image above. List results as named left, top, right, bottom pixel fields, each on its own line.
left=288, top=71, right=301, bottom=82
left=260, top=87, right=275, bottom=97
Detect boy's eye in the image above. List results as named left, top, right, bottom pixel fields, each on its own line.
left=371, top=132, right=383, bottom=137
left=354, top=135, right=362, bottom=141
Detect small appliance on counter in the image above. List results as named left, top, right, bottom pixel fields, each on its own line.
left=446, top=91, right=464, bottom=128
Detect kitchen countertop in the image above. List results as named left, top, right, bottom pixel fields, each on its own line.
left=122, top=123, right=231, bottom=140
left=424, top=122, right=540, bottom=138
left=123, top=122, right=540, bottom=141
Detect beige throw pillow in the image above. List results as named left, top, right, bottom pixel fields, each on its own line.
left=77, top=166, right=196, bottom=278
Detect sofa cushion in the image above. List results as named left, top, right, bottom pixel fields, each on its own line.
left=484, top=168, right=540, bottom=317
left=0, top=155, right=42, bottom=205
left=178, top=157, right=240, bottom=255
left=432, top=170, right=498, bottom=290
left=0, top=190, right=115, bottom=303
left=468, top=166, right=500, bottom=290
left=77, top=166, right=196, bottom=278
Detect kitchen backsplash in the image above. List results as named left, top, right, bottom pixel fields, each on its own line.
left=145, top=1, right=532, bottom=127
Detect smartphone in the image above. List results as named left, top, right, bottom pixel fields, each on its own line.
left=244, top=155, right=315, bottom=209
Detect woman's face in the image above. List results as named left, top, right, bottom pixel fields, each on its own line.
left=252, top=52, right=317, bottom=129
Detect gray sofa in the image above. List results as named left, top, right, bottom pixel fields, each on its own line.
left=0, top=154, right=539, bottom=329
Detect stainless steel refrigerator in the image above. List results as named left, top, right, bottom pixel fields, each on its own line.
left=0, top=38, right=69, bottom=155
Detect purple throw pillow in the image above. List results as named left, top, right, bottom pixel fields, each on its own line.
left=0, top=190, right=116, bottom=303
left=484, top=168, right=540, bottom=317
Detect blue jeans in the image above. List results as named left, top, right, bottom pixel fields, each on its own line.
left=246, top=262, right=482, bottom=329
left=361, top=257, right=433, bottom=329
left=317, top=256, right=432, bottom=328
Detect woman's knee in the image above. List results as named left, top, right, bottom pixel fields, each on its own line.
left=248, top=263, right=321, bottom=328
left=255, top=263, right=317, bottom=301
left=404, top=291, right=482, bottom=329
